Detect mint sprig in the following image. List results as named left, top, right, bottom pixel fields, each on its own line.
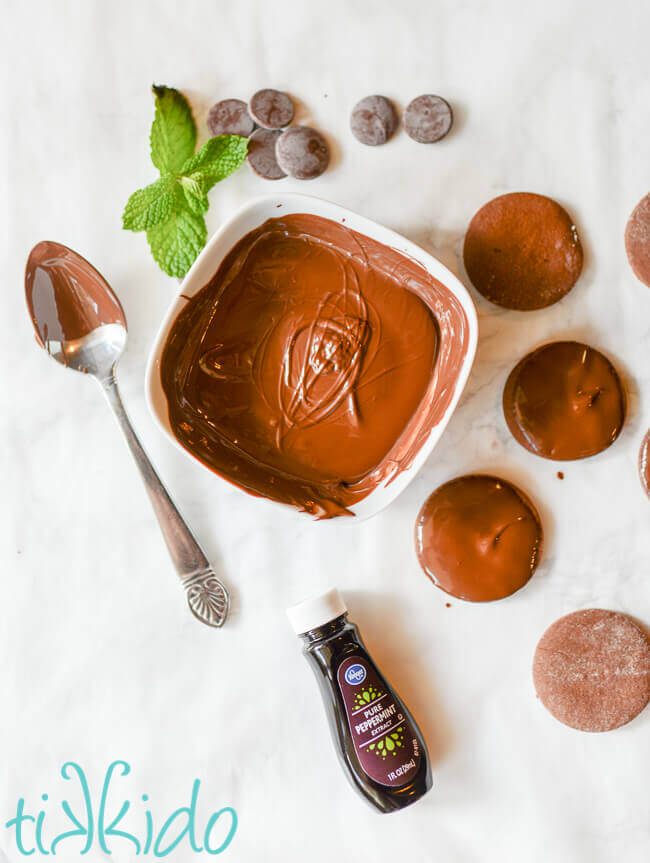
left=149, top=85, right=196, bottom=174
left=122, top=174, right=178, bottom=231
left=146, top=205, right=207, bottom=279
left=123, top=85, right=248, bottom=278
left=180, top=136, right=250, bottom=186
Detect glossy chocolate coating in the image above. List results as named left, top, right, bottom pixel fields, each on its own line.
left=503, top=341, right=625, bottom=461
left=463, top=192, right=583, bottom=310
left=25, top=241, right=124, bottom=346
left=414, top=475, right=543, bottom=602
left=160, top=214, right=471, bottom=517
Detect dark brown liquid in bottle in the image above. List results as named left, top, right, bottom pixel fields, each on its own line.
left=299, top=613, right=432, bottom=813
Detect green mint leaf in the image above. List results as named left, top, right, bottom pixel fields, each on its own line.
left=124, top=87, right=248, bottom=279
left=180, top=176, right=209, bottom=215
left=146, top=200, right=207, bottom=278
left=180, top=135, right=248, bottom=190
left=122, top=174, right=178, bottom=231
left=149, top=85, right=196, bottom=174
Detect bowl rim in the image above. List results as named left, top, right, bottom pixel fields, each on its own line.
left=145, top=192, right=478, bottom=519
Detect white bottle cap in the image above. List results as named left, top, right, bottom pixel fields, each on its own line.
left=286, top=587, right=347, bottom=634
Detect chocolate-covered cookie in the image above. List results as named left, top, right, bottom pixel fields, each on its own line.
left=404, top=94, right=452, bottom=143
left=207, top=99, right=255, bottom=138
left=275, top=126, right=330, bottom=180
left=247, top=128, right=286, bottom=180
left=503, top=341, right=625, bottom=461
left=350, top=95, right=398, bottom=146
left=533, top=609, right=650, bottom=732
left=414, top=475, right=542, bottom=603
left=625, top=193, right=650, bottom=288
left=248, top=89, right=294, bottom=129
left=639, top=431, right=650, bottom=498
left=463, top=192, right=583, bottom=310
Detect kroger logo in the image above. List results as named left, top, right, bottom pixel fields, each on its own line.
left=344, top=664, right=366, bottom=685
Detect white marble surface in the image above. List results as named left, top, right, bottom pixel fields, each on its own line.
left=2, top=1, right=649, bottom=860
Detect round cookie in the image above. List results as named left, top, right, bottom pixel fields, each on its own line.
left=403, top=94, right=452, bottom=143
left=533, top=609, right=650, bottom=732
left=207, top=99, right=255, bottom=138
left=639, top=431, right=650, bottom=498
left=275, top=126, right=330, bottom=180
left=463, top=192, right=583, bottom=310
left=248, top=89, right=294, bottom=129
left=503, top=341, right=625, bottom=461
left=247, top=128, right=286, bottom=180
left=414, top=475, right=542, bottom=603
left=350, top=95, right=398, bottom=146
left=625, top=193, right=650, bottom=288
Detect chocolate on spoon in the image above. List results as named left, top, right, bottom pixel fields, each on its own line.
left=25, top=241, right=230, bottom=628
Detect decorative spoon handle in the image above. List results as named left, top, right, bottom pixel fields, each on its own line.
left=101, top=372, right=230, bottom=628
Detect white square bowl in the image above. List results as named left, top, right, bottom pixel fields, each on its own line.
left=145, top=194, right=478, bottom=520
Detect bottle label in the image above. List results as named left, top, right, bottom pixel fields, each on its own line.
left=336, top=656, right=421, bottom=788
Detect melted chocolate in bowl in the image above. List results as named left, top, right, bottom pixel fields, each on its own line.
left=160, top=214, right=470, bottom=516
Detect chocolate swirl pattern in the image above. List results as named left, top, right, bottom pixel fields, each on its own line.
left=160, top=214, right=470, bottom=516
left=279, top=291, right=370, bottom=433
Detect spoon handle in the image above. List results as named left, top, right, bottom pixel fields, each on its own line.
left=101, top=373, right=230, bottom=628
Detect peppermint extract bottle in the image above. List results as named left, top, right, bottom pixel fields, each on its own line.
left=287, top=588, right=432, bottom=813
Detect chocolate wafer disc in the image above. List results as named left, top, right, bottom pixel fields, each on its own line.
left=414, top=475, right=542, bottom=602
left=463, top=192, right=583, bottom=310
left=533, top=609, right=650, bottom=732
left=625, top=193, right=650, bottom=288
left=503, top=341, right=625, bottom=461
left=639, top=431, right=650, bottom=498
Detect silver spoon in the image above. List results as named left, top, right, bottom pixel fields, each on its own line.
left=25, top=241, right=229, bottom=628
